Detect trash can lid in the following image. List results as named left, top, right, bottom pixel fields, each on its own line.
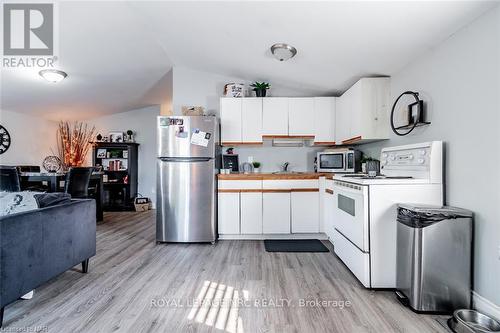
left=398, top=204, right=473, bottom=218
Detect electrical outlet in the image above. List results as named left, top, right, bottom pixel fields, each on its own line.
left=248, top=156, right=254, bottom=163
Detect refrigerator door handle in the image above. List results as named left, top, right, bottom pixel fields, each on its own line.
left=158, top=157, right=212, bottom=162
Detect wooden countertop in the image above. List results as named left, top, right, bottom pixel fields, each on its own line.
left=217, top=172, right=334, bottom=180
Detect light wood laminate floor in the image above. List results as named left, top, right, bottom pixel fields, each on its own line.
left=3, top=211, right=448, bottom=333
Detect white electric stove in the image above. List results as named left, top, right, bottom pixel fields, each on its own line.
left=331, top=141, right=444, bottom=288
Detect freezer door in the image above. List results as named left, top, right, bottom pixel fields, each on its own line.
left=156, top=158, right=216, bottom=242
left=157, top=116, right=218, bottom=158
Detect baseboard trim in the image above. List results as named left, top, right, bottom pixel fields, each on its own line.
left=472, top=291, right=500, bottom=321
left=219, top=233, right=328, bottom=240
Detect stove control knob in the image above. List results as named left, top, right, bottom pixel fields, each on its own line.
left=408, top=154, right=414, bottom=160
left=389, top=155, right=396, bottom=161
left=382, top=153, right=388, bottom=158
left=419, top=150, right=426, bottom=156
left=417, top=158, right=425, bottom=164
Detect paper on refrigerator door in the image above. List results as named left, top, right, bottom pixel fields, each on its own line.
left=191, top=129, right=210, bottom=147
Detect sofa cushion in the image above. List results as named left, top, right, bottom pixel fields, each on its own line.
left=0, top=191, right=43, bottom=216
left=34, top=192, right=72, bottom=208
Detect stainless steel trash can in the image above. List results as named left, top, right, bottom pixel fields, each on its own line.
left=395, top=204, right=473, bottom=313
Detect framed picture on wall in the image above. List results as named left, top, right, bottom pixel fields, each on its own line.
left=96, top=149, right=107, bottom=158
left=109, top=132, right=124, bottom=143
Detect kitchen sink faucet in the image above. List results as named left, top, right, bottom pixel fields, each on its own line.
left=281, top=162, right=290, bottom=172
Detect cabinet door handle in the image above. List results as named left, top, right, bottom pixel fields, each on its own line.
left=325, top=189, right=334, bottom=195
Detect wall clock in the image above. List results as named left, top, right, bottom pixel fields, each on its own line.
left=0, top=125, right=11, bottom=154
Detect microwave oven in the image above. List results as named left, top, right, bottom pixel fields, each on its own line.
left=316, top=150, right=362, bottom=173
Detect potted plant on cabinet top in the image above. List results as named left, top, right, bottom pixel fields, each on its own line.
left=250, top=82, right=270, bottom=97
left=252, top=162, right=261, bottom=173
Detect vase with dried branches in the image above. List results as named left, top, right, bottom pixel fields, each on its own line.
left=57, top=121, right=96, bottom=170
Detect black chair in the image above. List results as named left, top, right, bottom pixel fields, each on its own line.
left=0, top=166, right=21, bottom=192
left=64, top=167, right=94, bottom=198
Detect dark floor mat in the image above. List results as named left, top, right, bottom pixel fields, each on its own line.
left=264, top=239, right=330, bottom=252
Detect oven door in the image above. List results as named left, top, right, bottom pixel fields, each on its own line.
left=317, top=153, right=345, bottom=172
left=332, top=180, right=369, bottom=251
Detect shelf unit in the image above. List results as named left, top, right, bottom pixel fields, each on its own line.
left=92, top=142, right=139, bottom=211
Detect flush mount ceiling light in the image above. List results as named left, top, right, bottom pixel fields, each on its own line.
left=39, top=69, right=67, bottom=83
left=270, top=43, right=297, bottom=61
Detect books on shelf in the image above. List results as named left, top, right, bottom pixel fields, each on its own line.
left=107, top=159, right=127, bottom=171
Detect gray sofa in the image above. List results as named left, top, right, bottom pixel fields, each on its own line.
left=0, top=199, right=96, bottom=327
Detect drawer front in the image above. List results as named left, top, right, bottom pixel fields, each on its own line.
left=263, top=179, right=318, bottom=189
left=219, top=180, right=262, bottom=190
left=332, top=229, right=370, bottom=287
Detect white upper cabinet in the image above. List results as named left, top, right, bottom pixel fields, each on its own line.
left=220, top=98, right=242, bottom=143
left=288, top=98, right=315, bottom=136
left=220, top=79, right=389, bottom=146
left=241, top=98, right=263, bottom=143
left=313, top=97, right=336, bottom=144
left=335, top=78, right=391, bottom=144
left=262, top=97, right=289, bottom=136
left=356, top=78, right=391, bottom=141
left=335, top=92, right=351, bottom=144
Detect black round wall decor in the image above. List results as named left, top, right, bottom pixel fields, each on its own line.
left=390, top=91, right=430, bottom=136
left=0, top=125, right=11, bottom=154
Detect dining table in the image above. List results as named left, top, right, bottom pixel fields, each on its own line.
left=19, top=172, right=104, bottom=222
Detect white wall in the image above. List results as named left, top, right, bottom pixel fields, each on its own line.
left=160, top=69, right=173, bottom=115
left=0, top=109, right=58, bottom=167
left=171, top=66, right=323, bottom=171
left=360, top=6, right=500, bottom=310
left=87, top=105, right=159, bottom=206
left=232, top=145, right=323, bottom=172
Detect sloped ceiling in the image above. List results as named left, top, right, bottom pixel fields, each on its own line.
left=0, top=1, right=496, bottom=120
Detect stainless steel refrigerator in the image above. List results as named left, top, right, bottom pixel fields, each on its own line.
left=156, top=116, right=219, bottom=243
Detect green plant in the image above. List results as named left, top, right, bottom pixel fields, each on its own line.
left=252, top=161, right=261, bottom=168
left=250, top=82, right=270, bottom=91
left=361, top=156, right=378, bottom=163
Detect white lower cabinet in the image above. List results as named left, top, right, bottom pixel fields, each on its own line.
left=240, top=192, right=263, bottom=234
left=219, top=179, right=322, bottom=237
left=218, top=192, right=240, bottom=234
left=263, top=192, right=291, bottom=234
left=291, top=191, right=319, bottom=233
